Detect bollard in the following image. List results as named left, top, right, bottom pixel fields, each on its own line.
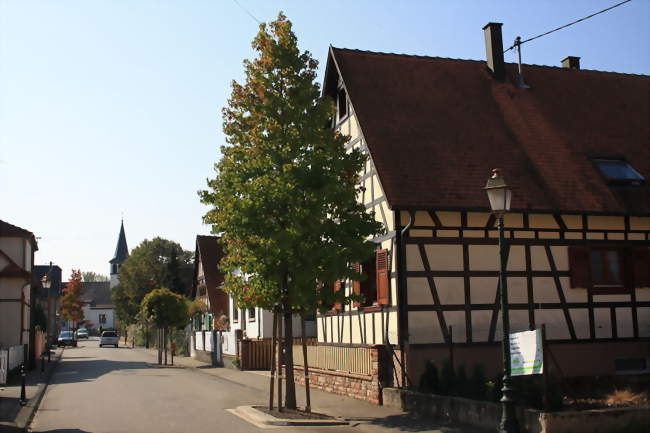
left=48, top=348, right=51, bottom=363
left=19, top=364, right=26, bottom=406
left=41, top=352, right=45, bottom=373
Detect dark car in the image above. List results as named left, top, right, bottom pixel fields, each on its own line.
left=57, top=331, right=77, bottom=347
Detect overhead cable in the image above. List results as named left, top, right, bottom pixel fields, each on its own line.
left=504, top=0, right=633, bottom=53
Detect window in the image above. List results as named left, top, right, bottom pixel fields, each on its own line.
left=99, top=314, right=106, bottom=324
left=233, top=305, right=239, bottom=322
left=248, top=308, right=256, bottom=321
left=337, top=87, right=348, bottom=121
left=352, top=249, right=390, bottom=308
left=589, top=249, right=623, bottom=287
left=569, top=246, right=650, bottom=293
left=593, top=158, right=645, bottom=185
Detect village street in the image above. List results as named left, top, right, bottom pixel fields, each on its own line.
left=27, top=339, right=473, bottom=433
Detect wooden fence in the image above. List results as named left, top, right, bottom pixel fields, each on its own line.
left=292, top=344, right=373, bottom=376
left=238, top=338, right=318, bottom=370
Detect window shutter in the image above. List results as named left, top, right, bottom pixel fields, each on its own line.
left=376, top=249, right=389, bottom=305
left=632, top=247, right=650, bottom=288
left=352, top=262, right=361, bottom=307
left=333, top=280, right=343, bottom=311
left=568, top=246, right=590, bottom=288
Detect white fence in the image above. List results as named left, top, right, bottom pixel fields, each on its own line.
left=0, top=344, right=25, bottom=385
left=195, top=332, right=204, bottom=351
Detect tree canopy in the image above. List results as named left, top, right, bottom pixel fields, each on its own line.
left=112, top=237, right=192, bottom=325
left=140, top=288, right=189, bottom=330
left=200, top=12, right=383, bottom=315
left=60, top=269, right=84, bottom=326
left=82, top=271, right=109, bottom=282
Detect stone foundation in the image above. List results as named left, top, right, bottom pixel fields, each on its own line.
left=291, top=345, right=390, bottom=405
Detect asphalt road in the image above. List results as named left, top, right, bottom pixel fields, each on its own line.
left=28, top=338, right=362, bottom=433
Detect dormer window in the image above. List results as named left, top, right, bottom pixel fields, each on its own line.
left=593, top=157, right=645, bottom=185
left=337, top=87, right=348, bottom=121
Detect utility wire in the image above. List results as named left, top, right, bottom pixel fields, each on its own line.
left=233, top=0, right=261, bottom=25
left=504, top=0, right=633, bottom=53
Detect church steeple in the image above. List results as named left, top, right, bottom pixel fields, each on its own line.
left=109, top=220, right=129, bottom=288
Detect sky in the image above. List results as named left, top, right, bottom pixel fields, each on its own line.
left=1, top=0, right=648, bottom=280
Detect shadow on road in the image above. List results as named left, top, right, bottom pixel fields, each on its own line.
left=51, top=358, right=155, bottom=385
left=361, top=413, right=493, bottom=433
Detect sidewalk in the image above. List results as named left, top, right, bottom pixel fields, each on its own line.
left=0, top=347, right=63, bottom=431
left=135, top=347, right=489, bottom=433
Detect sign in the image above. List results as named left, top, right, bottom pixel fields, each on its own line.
left=509, top=329, right=543, bottom=376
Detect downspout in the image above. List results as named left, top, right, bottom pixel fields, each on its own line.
left=395, top=209, right=414, bottom=388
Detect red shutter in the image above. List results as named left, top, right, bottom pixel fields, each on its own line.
left=376, top=249, right=389, bottom=305
left=333, top=280, right=343, bottom=311
left=632, top=247, right=650, bottom=287
left=568, top=246, right=590, bottom=288
left=352, top=263, right=361, bottom=307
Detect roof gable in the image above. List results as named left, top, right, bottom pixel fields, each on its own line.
left=193, top=235, right=227, bottom=314
left=327, top=48, right=649, bottom=214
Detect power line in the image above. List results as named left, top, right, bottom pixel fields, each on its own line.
left=232, top=0, right=261, bottom=25
left=504, top=0, right=633, bottom=53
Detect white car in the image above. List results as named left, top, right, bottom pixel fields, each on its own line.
left=76, top=328, right=89, bottom=339
left=99, top=331, right=118, bottom=348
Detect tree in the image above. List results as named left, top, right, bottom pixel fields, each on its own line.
left=82, top=271, right=109, bottom=282
left=140, top=288, right=189, bottom=365
left=200, top=13, right=383, bottom=409
left=60, top=269, right=85, bottom=330
left=111, top=237, right=192, bottom=326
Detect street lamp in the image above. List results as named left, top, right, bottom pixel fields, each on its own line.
left=484, top=169, right=519, bottom=433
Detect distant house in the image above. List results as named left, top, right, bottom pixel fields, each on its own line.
left=190, top=235, right=316, bottom=368
left=304, top=22, right=650, bottom=404
left=80, top=282, right=115, bottom=331
left=0, top=220, right=38, bottom=366
left=32, top=264, right=63, bottom=341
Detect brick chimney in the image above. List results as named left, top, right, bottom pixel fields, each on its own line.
left=561, top=56, right=581, bottom=70
left=483, top=22, right=505, bottom=80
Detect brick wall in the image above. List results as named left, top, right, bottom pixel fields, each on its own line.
left=291, top=344, right=390, bottom=405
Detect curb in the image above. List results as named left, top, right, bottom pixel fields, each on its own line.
left=9, top=348, right=63, bottom=432
left=228, top=405, right=349, bottom=428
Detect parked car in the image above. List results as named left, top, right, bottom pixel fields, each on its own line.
left=57, top=331, right=77, bottom=347
left=99, top=331, right=118, bottom=348
left=76, top=329, right=89, bottom=339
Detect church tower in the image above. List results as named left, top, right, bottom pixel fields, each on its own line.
left=109, top=220, right=129, bottom=288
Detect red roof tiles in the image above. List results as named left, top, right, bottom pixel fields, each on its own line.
left=327, top=48, right=649, bottom=214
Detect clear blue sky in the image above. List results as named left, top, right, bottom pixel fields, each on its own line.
left=1, top=0, right=648, bottom=280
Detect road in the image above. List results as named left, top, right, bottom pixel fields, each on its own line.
left=29, top=338, right=363, bottom=433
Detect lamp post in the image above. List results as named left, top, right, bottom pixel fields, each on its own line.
left=41, top=270, right=51, bottom=337
left=484, top=169, right=519, bottom=433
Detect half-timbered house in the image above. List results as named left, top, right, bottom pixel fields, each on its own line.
left=307, top=23, right=649, bottom=403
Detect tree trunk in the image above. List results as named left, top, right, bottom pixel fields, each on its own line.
left=269, top=311, right=277, bottom=410
left=301, top=314, right=311, bottom=412
left=283, top=310, right=296, bottom=410
left=157, top=328, right=162, bottom=365
left=277, top=313, right=283, bottom=412
left=164, top=328, right=168, bottom=365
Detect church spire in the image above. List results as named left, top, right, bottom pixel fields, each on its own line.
left=110, top=219, right=129, bottom=277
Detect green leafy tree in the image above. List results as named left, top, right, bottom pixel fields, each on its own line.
left=60, top=269, right=85, bottom=330
left=200, top=12, right=383, bottom=409
left=112, top=237, right=192, bottom=325
left=140, top=288, right=189, bottom=364
left=82, top=271, right=109, bottom=282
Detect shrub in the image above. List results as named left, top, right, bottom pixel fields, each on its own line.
left=469, top=363, right=487, bottom=400
left=439, top=358, right=455, bottom=396
left=606, top=389, right=646, bottom=407
left=452, top=364, right=468, bottom=397
left=419, top=361, right=440, bottom=394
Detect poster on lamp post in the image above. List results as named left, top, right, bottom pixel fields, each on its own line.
left=509, top=328, right=543, bottom=376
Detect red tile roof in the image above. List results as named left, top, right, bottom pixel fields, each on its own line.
left=327, top=48, right=649, bottom=214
